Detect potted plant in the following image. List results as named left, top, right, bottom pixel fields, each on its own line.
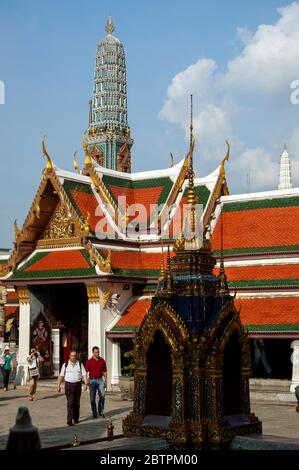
left=118, top=350, right=135, bottom=400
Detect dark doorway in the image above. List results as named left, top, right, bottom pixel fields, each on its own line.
left=223, top=331, right=243, bottom=416
left=145, top=330, right=172, bottom=416
left=250, top=338, right=292, bottom=379
left=30, top=283, right=88, bottom=376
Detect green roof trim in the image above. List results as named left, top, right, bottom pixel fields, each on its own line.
left=244, top=324, right=299, bottom=333
left=229, top=278, right=299, bottom=288
left=10, top=250, right=96, bottom=280
left=213, top=245, right=299, bottom=256
left=111, top=325, right=139, bottom=332
left=223, top=196, right=299, bottom=213
left=182, top=185, right=211, bottom=209
left=113, top=268, right=159, bottom=278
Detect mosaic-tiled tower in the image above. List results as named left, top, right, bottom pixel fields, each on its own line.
left=86, top=17, right=133, bottom=172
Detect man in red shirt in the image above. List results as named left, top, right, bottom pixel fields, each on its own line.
left=85, top=346, right=107, bottom=418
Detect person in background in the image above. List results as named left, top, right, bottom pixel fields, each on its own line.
left=57, top=350, right=88, bottom=426
left=2, top=346, right=14, bottom=391
left=85, top=346, right=107, bottom=419
left=27, top=347, right=44, bottom=401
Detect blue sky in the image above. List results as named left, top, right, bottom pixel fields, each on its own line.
left=0, top=0, right=298, bottom=246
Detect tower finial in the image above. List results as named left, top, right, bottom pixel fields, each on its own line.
left=105, top=16, right=115, bottom=35
left=187, top=94, right=196, bottom=237
left=166, top=245, right=172, bottom=290
left=218, top=207, right=229, bottom=296
left=159, top=242, right=165, bottom=280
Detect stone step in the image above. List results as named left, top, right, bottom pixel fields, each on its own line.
left=249, top=378, right=291, bottom=392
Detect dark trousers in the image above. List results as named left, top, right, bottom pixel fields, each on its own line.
left=2, top=368, right=10, bottom=389
left=65, top=381, right=82, bottom=423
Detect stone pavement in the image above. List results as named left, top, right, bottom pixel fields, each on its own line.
left=0, top=387, right=299, bottom=449
left=0, top=387, right=133, bottom=449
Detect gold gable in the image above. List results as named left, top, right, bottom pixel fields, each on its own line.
left=42, top=203, right=75, bottom=240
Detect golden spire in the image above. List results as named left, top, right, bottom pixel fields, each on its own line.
left=73, top=151, right=81, bottom=174
left=218, top=208, right=229, bottom=296
left=105, top=16, right=115, bottom=35
left=159, top=242, right=165, bottom=279
left=170, top=152, right=174, bottom=168
left=42, top=134, right=54, bottom=171
left=82, top=131, right=92, bottom=166
left=187, top=94, right=196, bottom=236
left=166, top=244, right=172, bottom=290
left=14, top=219, right=21, bottom=241
left=220, top=140, right=230, bottom=177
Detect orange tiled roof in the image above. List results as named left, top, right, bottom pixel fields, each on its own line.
left=212, top=204, right=299, bottom=253
left=112, top=299, right=151, bottom=330
left=107, top=185, right=164, bottom=224
left=25, top=250, right=90, bottom=272
left=214, top=264, right=299, bottom=281
left=11, top=249, right=96, bottom=280
left=69, top=189, right=100, bottom=233
left=235, top=297, right=299, bottom=325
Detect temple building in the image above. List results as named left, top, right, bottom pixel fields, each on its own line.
left=0, top=19, right=298, bottom=392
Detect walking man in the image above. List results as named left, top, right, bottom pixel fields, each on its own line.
left=57, top=351, right=88, bottom=426
left=85, top=346, right=107, bottom=418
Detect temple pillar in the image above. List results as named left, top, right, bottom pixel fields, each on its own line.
left=16, top=287, right=30, bottom=385
left=290, top=340, right=299, bottom=392
left=52, top=328, right=60, bottom=377
left=86, top=284, right=102, bottom=358
left=109, top=339, right=121, bottom=390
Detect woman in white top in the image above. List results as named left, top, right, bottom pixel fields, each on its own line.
left=27, top=347, right=44, bottom=401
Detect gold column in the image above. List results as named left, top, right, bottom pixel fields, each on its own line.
left=18, top=286, right=30, bottom=304
left=86, top=284, right=100, bottom=303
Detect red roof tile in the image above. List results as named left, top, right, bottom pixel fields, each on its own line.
left=212, top=206, right=299, bottom=252
left=114, top=299, right=151, bottom=328
left=235, top=297, right=299, bottom=325
left=101, top=250, right=175, bottom=273
left=25, top=250, right=90, bottom=272
left=214, top=264, right=299, bottom=281
left=107, top=185, right=164, bottom=224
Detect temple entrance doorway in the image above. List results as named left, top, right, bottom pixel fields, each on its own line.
left=145, top=330, right=172, bottom=417
left=29, top=283, right=88, bottom=378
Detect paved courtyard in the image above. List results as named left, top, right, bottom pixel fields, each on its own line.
left=0, top=387, right=299, bottom=449
left=0, top=387, right=133, bottom=449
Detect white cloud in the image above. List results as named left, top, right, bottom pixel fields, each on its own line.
left=235, top=147, right=278, bottom=190
left=226, top=2, right=299, bottom=93
left=159, top=2, right=299, bottom=191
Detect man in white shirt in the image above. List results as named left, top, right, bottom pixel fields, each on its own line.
left=57, top=351, right=88, bottom=426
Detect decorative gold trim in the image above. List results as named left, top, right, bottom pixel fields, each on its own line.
left=101, top=287, right=113, bottom=308
left=42, top=134, right=54, bottom=172
left=84, top=241, right=111, bottom=274
left=18, top=287, right=30, bottom=304
left=86, top=284, right=100, bottom=303
left=36, top=237, right=82, bottom=249
left=73, top=150, right=82, bottom=174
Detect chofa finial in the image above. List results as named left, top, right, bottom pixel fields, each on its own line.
left=105, top=16, right=115, bottom=35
